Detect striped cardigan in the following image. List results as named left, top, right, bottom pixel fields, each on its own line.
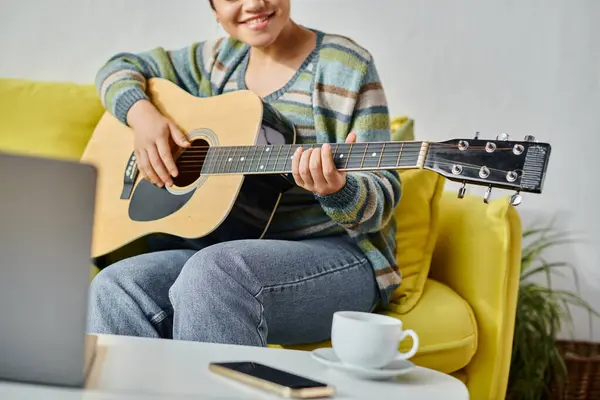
left=96, top=28, right=403, bottom=304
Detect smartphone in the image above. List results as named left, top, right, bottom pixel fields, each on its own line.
left=208, top=361, right=335, bottom=399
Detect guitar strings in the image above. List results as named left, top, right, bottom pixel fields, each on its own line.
left=176, top=151, right=423, bottom=173
left=166, top=142, right=519, bottom=155
left=176, top=152, right=425, bottom=164
left=136, top=140, right=526, bottom=177
left=174, top=145, right=459, bottom=171
left=176, top=142, right=424, bottom=150
left=173, top=159, right=523, bottom=176
left=175, top=146, right=425, bottom=163
left=164, top=141, right=518, bottom=150
left=176, top=162, right=423, bottom=173
left=173, top=154, right=524, bottom=177
left=176, top=147, right=425, bottom=159
left=175, top=152, right=425, bottom=171
left=172, top=143, right=516, bottom=163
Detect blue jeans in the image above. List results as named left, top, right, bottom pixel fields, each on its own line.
left=87, top=235, right=379, bottom=346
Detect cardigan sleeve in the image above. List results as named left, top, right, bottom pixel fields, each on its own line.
left=95, top=40, right=218, bottom=125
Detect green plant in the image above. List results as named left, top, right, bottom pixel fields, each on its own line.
left=507, top=220, right=599, bottom=400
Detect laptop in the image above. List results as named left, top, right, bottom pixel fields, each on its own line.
left=0, top=151, right=98, bottom=388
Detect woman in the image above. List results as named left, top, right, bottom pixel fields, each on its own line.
left=88, top=0, right=403, bottom=347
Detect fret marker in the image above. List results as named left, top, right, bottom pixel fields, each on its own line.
left=240, top=157, right=245, bottom=161
left=372, top=153, right=377, bottom=157
left=260, top=165, right=264, bottom=170
left=340, top=154, right=344, bottom=158
left=228, top=158, right=232, bottom=162
left=265, top=148, right=270, bottom=152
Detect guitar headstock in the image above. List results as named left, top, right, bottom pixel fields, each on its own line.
left=424, top=133, right=551, bottom=206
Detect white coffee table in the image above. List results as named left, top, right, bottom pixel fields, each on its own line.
left=0, top=334, right=469, bottom=399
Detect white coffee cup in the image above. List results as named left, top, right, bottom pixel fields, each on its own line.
left=331, top=311, right=419, bottom=369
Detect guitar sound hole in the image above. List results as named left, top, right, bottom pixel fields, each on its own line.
left=173, top=139, right=209, bottom=187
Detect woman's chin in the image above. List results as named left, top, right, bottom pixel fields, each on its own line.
left=244, top=35, right=279, bottom=48
left=233, top=29, right=278, bottom=48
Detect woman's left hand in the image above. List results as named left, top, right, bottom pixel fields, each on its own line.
left=292, top=132, right=357, bottom=196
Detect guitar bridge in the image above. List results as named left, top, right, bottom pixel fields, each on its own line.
left=120, top=152, right=139, bottom=199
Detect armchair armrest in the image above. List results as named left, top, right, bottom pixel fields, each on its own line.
left=429, top=191, right=522, bottom=400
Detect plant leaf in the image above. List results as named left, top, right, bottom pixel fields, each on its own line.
left=521, top=261, right=571, bottom=279
left=508, top=220, right=598, bottom=400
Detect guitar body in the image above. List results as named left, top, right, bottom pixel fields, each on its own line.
left=81, top=79, right=296, bottom=259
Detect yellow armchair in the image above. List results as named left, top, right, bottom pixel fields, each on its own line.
left=428, top=191, right=522, bottom=399
left=0, top=78, right=522, bottom=400
left=285, top=191, right=522, bottom=400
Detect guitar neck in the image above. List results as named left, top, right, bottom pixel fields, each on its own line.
left=186, top=141, right=429, bottom=176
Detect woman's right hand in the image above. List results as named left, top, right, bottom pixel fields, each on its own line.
left=127, top=100, right=191, bottom=187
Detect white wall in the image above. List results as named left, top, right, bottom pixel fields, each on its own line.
left=2, top=0, right=599, bottom=339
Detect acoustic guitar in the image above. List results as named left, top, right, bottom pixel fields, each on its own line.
left=81, top=78, right=552, bottom=259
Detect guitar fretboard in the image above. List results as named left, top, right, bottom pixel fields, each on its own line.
left=177, top=142, right=425, bottom=176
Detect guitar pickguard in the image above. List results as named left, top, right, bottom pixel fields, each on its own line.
left=129, top=180, right=195, bottom=221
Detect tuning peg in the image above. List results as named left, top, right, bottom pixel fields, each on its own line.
left=458, top=182, right=467, bottom=199
left=484, top=186, right=492, bottom=204
left=497, top=133, right=510, bottom=141
left=474, top=131, right=480, bottom=139
left=509, top=191, right=523, bottom=206
left=524, top=135, right=536, bottom=142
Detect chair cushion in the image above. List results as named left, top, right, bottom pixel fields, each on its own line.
left=381, top=278, right=477, bottom=374
left=0, top=78, right=104, bottom=160
left=391, top=169, right=445, bottom=313
left=280, top=279, right=477, bottom=375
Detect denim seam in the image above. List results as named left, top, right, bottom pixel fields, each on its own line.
left=201, top=261, right=267, bottom=347
left=254, top=290, right=268, bottom=347
left=262, top=258, right=369, bottom=291
left=178, top=256, right=267, bottom=346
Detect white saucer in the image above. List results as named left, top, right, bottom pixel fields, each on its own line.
left=310, top=348, right=416, bottom=380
